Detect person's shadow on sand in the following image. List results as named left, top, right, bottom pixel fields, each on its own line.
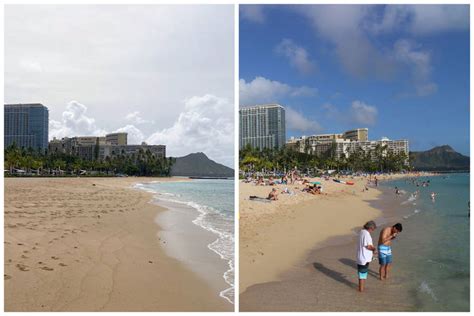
left=312, top=262, right=357, bottom=289
left=339, top=258, right=379, bottom=279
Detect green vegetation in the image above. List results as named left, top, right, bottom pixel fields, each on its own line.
left=410, top=145, right=469, bottom=171
left=239, top=143, right=409, bottom=174
left=170, top=152, right=234, bottom=177
left=5, top=144, right=174, bottom=177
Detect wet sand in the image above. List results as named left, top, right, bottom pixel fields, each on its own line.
left=4, top=177, right=231, bottom=311
left=154, top=199, right=232, bottom=302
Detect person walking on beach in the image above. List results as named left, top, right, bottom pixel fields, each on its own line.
left=377, top=223, right=403, bottom=280
left=356, top=221, right=377, bottom=292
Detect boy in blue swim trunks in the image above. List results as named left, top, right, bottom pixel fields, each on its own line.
left=377, top=223, right=403, bottom=280
left=356, top=221, right=377, bottom=292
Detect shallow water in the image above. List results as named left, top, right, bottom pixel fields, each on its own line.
left=380, top=173, right=470, bottom=311
left=135, top=179, right=235, bottom=304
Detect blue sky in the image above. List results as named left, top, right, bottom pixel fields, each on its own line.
left=240, top=5, right=470, bottom=155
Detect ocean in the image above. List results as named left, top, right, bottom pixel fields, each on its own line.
left=134, top=179, right=234, bottom=304
left=379, top=173, right=470, bottom=311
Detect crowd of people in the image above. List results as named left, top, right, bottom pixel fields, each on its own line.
left=243, top=170, right=329, bottom=201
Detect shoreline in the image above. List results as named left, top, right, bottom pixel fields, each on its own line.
left=133, top=179, right=234, bottom=305
left=239, top=173, right=430, bottom=311
left=4, top=177, right=230, bottom=311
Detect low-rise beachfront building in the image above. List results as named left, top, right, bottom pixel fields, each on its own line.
left=239, top=103, right=286, bottom=150
left=342, top=128, right=368, bottom=142
left=287, top=129, right=409, bottom=164
left=105, top=132, right=127, bottom=146
left=4, top=103, right=49, bottom=151
left=99, top=143, right=166, bottom=160
left=48, top=133, right=166, bottom=161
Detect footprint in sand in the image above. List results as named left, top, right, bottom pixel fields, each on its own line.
left=41, top=266, right=54, bottom=271
left=59, top=263, right=67, bottom=267
left=16, top=263, right=29, bottom=271
left=51, top=256, right=59, bottom=260
left=4, top=274, right=12, bottom=280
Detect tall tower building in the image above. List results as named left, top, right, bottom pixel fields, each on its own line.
left=239, top=104, right=286, bottom=150
left=4, top=103, right=49, bottom=151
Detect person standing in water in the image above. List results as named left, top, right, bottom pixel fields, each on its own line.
left=356, top=221, right=377, bottom=292
left=378, top=223, right=403, bottom=280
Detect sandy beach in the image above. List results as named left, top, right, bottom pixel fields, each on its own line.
left=4, top=177, right=231, bottom=312
left=239, top=173, right=425, bottom=311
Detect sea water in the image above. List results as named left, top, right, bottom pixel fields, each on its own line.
left=381, top=173, right=469, bottom=311
left=135, top=179, right=234, bottom=304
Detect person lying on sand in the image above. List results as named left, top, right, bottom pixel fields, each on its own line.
left=267, top=188, right=279, bottom=200
left=357, top=221, right=377, bottom=292
left=378, top=223, right=403, bottom=280
left=310, top=186, right=321, bottom=195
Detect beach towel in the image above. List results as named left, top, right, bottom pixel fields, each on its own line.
left=249, top=196, right=271, bottom=203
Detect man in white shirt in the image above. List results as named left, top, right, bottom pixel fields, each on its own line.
left=356, top=220, right=377, bottom=292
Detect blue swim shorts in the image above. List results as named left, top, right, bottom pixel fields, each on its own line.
left=378, top=245, right=392, bottom=265
left=357, top=263, right=369, bottom=279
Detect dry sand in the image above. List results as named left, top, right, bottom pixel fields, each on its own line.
left=4, top=177, right=231, bottom=312
left=239, top=172, right=430, bottom=311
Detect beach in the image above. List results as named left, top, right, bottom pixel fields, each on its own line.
left=135, top=179, right=235, bottom=304
left=239, top=173, right=438, bottom=311
left=4, top=177, right=231, bottom=312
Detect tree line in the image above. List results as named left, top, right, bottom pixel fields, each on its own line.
left=239, top=143, right=410, bottom=175
left=5, top=144, right=175, bottom=177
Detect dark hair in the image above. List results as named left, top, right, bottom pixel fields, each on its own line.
left=363, top=220, right=376, bottom=230
left=393, top=223, right=403, bottom=232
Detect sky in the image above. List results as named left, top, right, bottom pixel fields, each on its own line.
left=240, top=4, right=470, bottom=156
left=5, top=5, right=234, bottom=167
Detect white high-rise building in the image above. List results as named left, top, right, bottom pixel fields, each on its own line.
left=239, top=104, right=286, bottom=150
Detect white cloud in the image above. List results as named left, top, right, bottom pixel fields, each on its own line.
left=369, top=5, right=469, bottom=35
left=409, top=5, right=469, bottom=34
left=393, top=39, right=437, bottom=96
left=275, top=39, right=316, bottom=75
left=240, top=5, right=266, bottom=24
left=350, top=100, right=377, bottom=125
left=49, top=97, right=234, bottom=167
left=146, top=94, right=234, bottom=167
left=298, top=5, right=395, bottom=79
left=113, top=125, right=145, bottom=145
left=19, top=59, right=43, bottom=72
left=5, top=5, right=234, bottom=144
left=239, top=76, right=317, bottom=106
left=286, top=107, right=322, bottom=133
left=49, top=100, right=106, bottom=139
left=125, top=111, right=153, bottom=125
left=295, top=5, right=454, bottom=94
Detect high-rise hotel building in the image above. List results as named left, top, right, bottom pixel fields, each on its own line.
left=239, top=104, right=286, bottom=150
left=4, top=103, right=49, bottom=151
